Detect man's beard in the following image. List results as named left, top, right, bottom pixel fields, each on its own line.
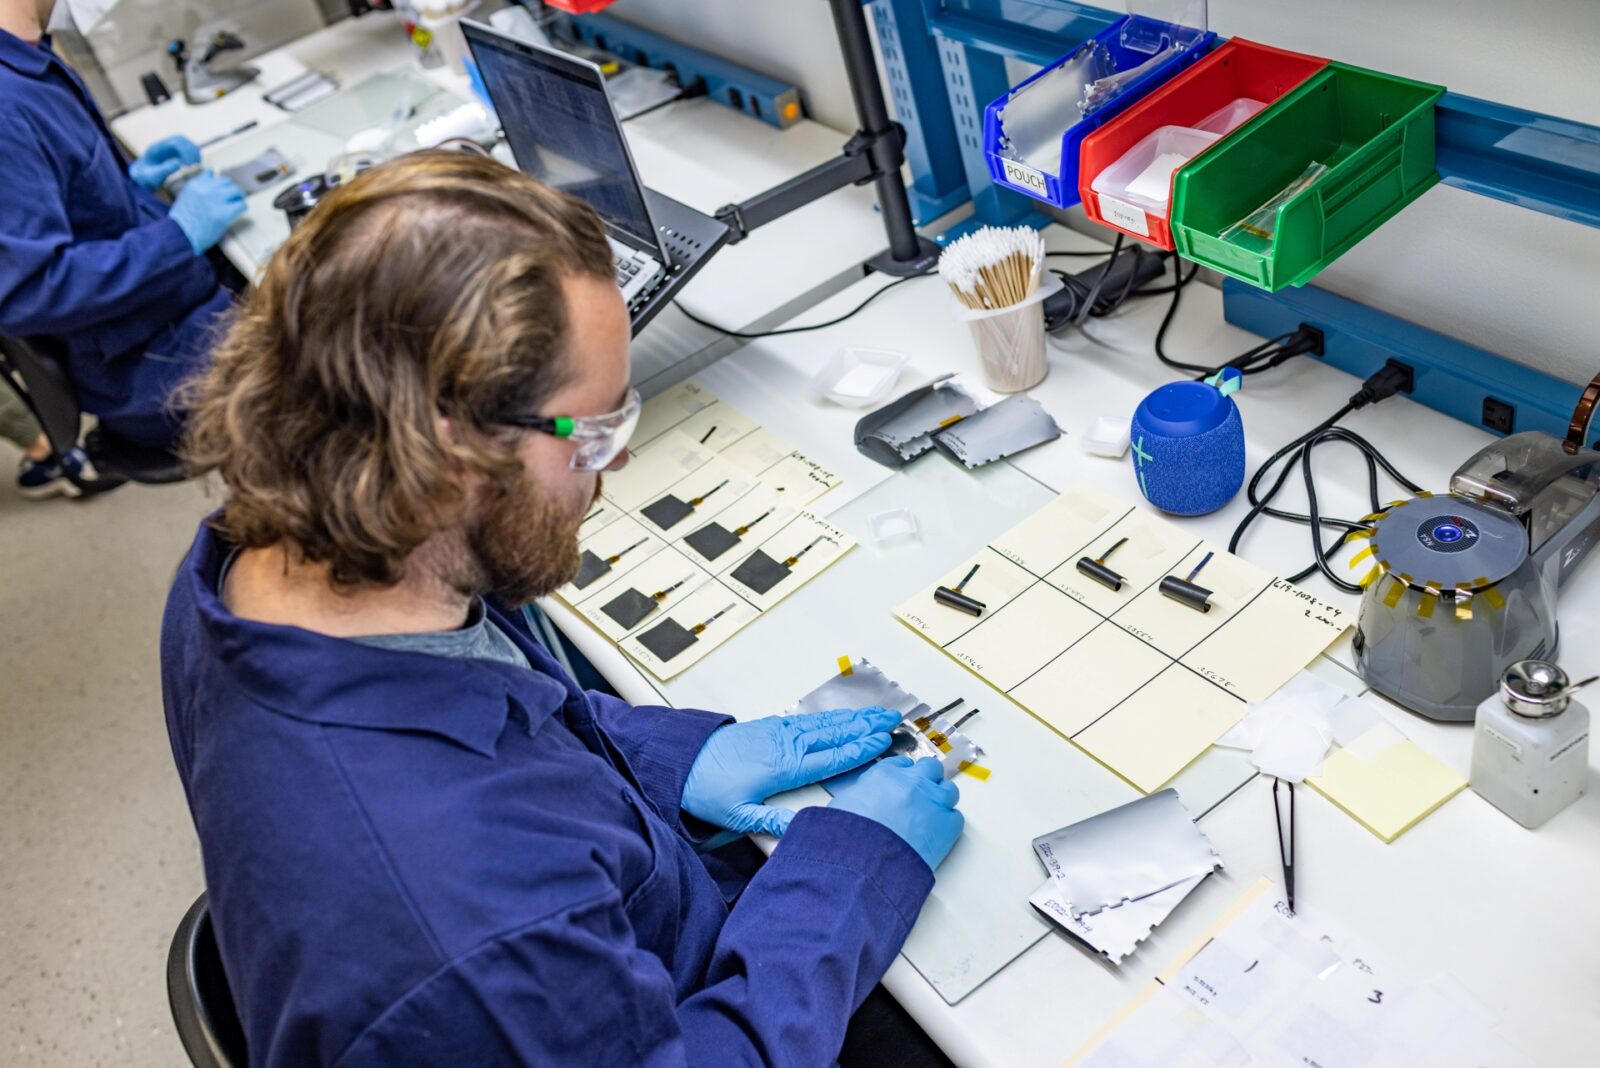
left=461, top=475, right=601, bottom=606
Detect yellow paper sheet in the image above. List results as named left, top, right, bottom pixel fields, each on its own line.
left=1306, top=735, right=1467, bottom=842
left=558, top=386, right=852, bottom=680
left=894, top=483, right=1351, bottom=793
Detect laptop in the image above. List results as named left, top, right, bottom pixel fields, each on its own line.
left=463, top=21, right=728, bottom=333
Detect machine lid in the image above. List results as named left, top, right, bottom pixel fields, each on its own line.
left=1501, top=660, right=1578, bottom=718
left=1368, top=495, right=1528, bottom=591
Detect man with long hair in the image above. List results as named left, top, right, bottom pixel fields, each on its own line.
left=161, top=150, right=963, bottom=1066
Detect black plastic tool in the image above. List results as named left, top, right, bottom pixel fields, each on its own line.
left=935, top=563, right=986, bottom=616
left=641, top=479, right=730, bottom=530
left=1160, top=551, right=1216, bottom=613
left=1076, top=536, right=1129, bottom=592
left=600, top=575, right=691, bottom=630
left=573, top=537, right=648, bottom=590
left=636, top=602, right=737, bottom=662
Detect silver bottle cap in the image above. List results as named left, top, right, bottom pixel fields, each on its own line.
left=1501, top=660, right=1573, bottom=719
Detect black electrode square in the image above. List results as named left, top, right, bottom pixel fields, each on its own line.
left=640, top=494, right=695, bottom=530
left=573, top=550, right=612, bottom=589
left=730, top=550, right=792, bottom=594
left=601, top=588, right=659, bottom=629
left=637, top=618, right=698, bottom=661
left=684, top=522, right=742, bottom=561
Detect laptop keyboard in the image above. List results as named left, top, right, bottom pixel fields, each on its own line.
left=613, top=245, right=666, bottom=311
left=614, top=253, right=642, bottom=289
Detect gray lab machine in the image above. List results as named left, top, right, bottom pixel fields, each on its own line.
left=1353, top=432, right=1600, bottom=721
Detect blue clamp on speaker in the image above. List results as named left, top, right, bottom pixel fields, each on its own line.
left=1130, top=368, right=1244, bottom=516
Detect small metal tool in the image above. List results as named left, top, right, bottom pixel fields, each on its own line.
left=1273, top=778, right=1296, bottom=914
left=1076, top=536, right=1129, bottom=591
left=1160, top=551, right=1215, bottom=613
left=935, top=563, right=987, bottom=616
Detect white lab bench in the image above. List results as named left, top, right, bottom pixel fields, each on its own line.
left=543, top=225, right=1600, bottom=1068
left=108, top=10, right=897, bottom=392
left=107, top=17, right=1599, bottom=1066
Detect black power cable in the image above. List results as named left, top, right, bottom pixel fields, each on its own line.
left=672, top=270, right=933, bottom=339
left=1230, top=362, right=1421, bottom=592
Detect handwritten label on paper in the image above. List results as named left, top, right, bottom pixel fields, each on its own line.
left=1271, top=579, right=1350, bottom=634
left=1099, top=193, right=1151, bottom=238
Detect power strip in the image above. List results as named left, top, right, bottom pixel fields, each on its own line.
left=1222, top=279, right=1591, bottom=444
left=1041, top=246, right=1169, bottom=332
left=547, top=12, right=805, bottom=130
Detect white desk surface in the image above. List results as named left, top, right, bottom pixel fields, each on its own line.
left=544, top=225, right=1600, bottom=1068
left=108, top=20, right=1599, bottom=1064
left=108, top=11, right=892, bottom=393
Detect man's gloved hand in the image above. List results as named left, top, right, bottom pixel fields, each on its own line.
left=168, top=173, right=247, bottom=255
left=682, top=706, right=901, bottom=837
left=828, top=756, right=964, bottom=871
left=129, top=135, right=201, bottom=191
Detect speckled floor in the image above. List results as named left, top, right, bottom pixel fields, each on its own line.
left=1, top=455, right=216, bottom=1066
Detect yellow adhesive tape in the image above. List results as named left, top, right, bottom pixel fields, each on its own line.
left=1348, top=545, right=1376, bottom=569
left=937, top=414, right=965, bottom=428
left=837, top=656, right=853, bottom=677
left=1417, top=593, right=1435, bottom=619
left=1358, top=566, right=1382, bottom=589
left=1484, top=586, right=1507, bottom=611
left=1383, top=579, right=1407, bottom=608
left=958, top=762, right=991, bottom=781
left=936, top=740, right=953, bottom=754
left=1455, top=594, right=1474, bottom=621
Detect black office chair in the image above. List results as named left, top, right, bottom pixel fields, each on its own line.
left=167, top=893, right=248, bottom=1068
left=0, top=334, right=187, bottom=484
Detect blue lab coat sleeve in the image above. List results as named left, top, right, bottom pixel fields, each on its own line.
left=0, top=115, right=210, bottom=339
left=583, top=689, right=732, bottom=826
left=336, top=807, right=934, bottom=1068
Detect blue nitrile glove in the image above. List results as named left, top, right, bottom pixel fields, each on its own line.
left=828, top=756, right=964, bottom=871
left=682, top=706, right=902, bottom=837
left=129, top=135, right=201, bottom=191
left=168, top=172, right=248, bottom=255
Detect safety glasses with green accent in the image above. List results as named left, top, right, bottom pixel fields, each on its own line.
left=499, top=388, right=642, bottom=471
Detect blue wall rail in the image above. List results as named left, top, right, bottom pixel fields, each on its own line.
left=870, top=0, right=1600, bottom=232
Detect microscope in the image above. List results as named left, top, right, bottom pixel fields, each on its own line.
left=168, top=26, right=260, bottom=104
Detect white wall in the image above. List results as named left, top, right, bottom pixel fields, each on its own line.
left=603, top=0, right=864, bottom=133
left=607, top=0, right=1600, bottom=386
left=1206, top=0, right=1600, bottom=386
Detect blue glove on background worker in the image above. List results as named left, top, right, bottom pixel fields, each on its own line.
left=831, top=756, right=964, bottom=870
left=682, top=705, right=901, bottom=836
left=127, top=134, right=201, bottom=191
left=168, top=172, right=248, bottom=255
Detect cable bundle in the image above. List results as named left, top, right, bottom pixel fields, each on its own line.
left=938, top=226, right=1046, bottom=311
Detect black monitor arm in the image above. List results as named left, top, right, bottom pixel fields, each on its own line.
left=714, top=0, right=942, bottom=277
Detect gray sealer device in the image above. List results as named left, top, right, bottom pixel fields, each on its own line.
left=1354, top=432, right=1600, bottom=722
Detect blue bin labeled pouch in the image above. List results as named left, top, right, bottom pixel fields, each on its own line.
left=982, top=0, right=1214, bottom=210
left=1130, top=366, right=1244, bottom=516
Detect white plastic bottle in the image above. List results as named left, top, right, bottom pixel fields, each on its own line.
left=1470, top=660, right=1591, bottom=829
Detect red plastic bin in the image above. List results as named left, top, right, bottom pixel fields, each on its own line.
left=1078, top=39, right=1328, bottom=250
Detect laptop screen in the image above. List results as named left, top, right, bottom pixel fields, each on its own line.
left=464, top=24, right=661, bottom=256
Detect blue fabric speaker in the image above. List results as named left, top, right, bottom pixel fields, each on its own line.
left=1130, top=374, right=1244, bottom=516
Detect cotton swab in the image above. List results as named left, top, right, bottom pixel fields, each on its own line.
left=937, top=226, right=1046, bottom=311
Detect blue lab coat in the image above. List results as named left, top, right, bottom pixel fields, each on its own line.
left=0, top=31, right=232, bottom=447
left=161, top=521, right=936, bottom=1067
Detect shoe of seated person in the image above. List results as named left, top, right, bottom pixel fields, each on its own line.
left=16, top=446, right=124, bottom=500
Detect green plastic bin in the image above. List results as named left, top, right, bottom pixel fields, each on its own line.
left=1170, top=61, right=1444, bottom=291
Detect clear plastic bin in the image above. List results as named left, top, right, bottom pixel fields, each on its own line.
left=1091, top=125, right=1220, bottom=217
